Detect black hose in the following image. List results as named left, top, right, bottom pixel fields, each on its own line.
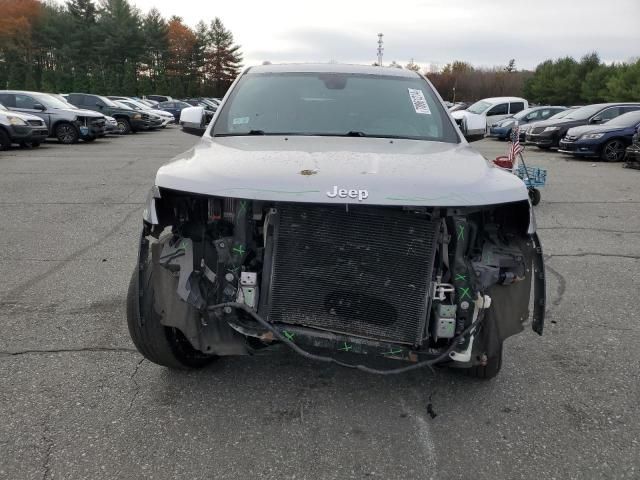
left=208, top=302, right=485, bottom=375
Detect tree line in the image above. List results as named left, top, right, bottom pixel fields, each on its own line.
left=425, top=53, right=640, bottom=105
left=0, top=0, right=243, bottom=97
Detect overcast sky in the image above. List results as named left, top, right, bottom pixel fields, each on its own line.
left=127, top=0, right=638, bottom=70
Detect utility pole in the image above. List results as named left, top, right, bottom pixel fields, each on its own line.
left=377, top=33, right=384, bottom=66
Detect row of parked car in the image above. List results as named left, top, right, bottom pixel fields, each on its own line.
left=0, top=90, right=220, bottom=150
left=451, top=97, right=640, bottom=162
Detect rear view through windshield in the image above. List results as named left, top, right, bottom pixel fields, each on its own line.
left=213, top=72, right=459, bottom=143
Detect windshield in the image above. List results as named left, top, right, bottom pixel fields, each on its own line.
left=119, top=100, right=142, bottom=110
left=99, top=96, right=120, bottom=108
left=213, top=72, right=459, bottom=142
left=466, top=100, right=492, bottom=114
left=35, top=93, right=75, bottom=110
left=548, top=109, right=572, bottom=120
left=114, top=101, right=134, bottom=110
left=604, top=110, right=640, bottom=127
left=564, top=104, right=606, bottom=120
left=513, top=108, right=536, bottom=120
left=50, top=94, right=77, bottom=109
left=127, top=99, right=149, bottom=110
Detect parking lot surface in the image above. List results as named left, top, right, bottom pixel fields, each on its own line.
left=1, top=129, right=639, bottom=480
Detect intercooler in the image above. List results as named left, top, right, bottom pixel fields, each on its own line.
left=266, top=203, right=440, bottom=345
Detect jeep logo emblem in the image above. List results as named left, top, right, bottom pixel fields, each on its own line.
left=326, top=186, right=369, bottom=201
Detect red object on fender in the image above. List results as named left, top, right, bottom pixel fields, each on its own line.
left=493, top=156, right=514, bottom=169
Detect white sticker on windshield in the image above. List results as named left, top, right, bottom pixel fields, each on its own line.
left=233, top=116, right=250, bottom=125
left=408, top=88, right=431, bottom=115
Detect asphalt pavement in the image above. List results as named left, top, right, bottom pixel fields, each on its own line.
left=1, top=128, right=638, bottom=480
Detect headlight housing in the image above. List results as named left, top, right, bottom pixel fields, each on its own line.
left=143, top=185, right=160, bottom=225
left=501, top=120, right=515, bottom=127
left=133, top=113, right=142, bottom=119
left=7, top=116, right=27, bottom=126
left=581, top=133, right=605, bottom=140
left=543, top=126, right=560, bottom=132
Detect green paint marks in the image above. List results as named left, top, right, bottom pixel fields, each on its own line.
left=339, top=342, right=352, bottom=352
left=457, top=224, right=465, bottom=241
left=283, top=330, right=295, bottom=341
left=232, top=244, right=246, bottom=256
left=236, top=200, right=248, bottom=220
left=459, top=287, right=472, bottom=301
left=455, top=273, right=467, bottom=282
left=384, top=348, right=403, bottom=356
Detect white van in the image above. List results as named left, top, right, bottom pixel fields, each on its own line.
left=451, top=96, right=529, bottom=137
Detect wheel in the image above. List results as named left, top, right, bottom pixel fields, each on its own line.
left=55, top=122, right=79, bottom=144
left=529, top=188, right=541, bottom=205
left=464, top=342, right=503, bottom=379
left=84, top=136, right=97, bottom=143
left=126, top=259, right=217, bottom=369
left=601, top=139, right=626, bottom=162
left=0, top=128, right=11, bottom=150
left=116, top=117, right=131, bottom=135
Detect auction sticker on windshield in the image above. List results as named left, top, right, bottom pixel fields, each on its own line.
left=408, top=88, right=431, bottom=115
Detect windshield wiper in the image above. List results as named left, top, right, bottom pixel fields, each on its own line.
left=345, top=130, right=367, bottom=137
left=214, top=129, right=265, bottom=137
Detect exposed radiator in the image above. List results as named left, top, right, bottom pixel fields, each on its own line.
left=267, top=204, right=439, bottom=345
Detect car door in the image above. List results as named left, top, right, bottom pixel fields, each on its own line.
left=485, top=103, right=509, bottom=125
left=12, top=93, right=51, bottom=127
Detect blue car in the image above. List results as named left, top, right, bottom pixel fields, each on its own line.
left=489, top=106, right=566, bottom=140
left=558, top=110, right=640, bottom=162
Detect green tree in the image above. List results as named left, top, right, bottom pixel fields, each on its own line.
left=140, top=8, right=169, bottom=94
left=95, top=0, right=144, bottom=94
left=207, top=17, right=242, bottom=96
left=606, top=60, right=640, bottom=101
left=581, top=64, right=613, bottom=103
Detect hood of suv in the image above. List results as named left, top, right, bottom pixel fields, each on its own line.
left=0, top=109, right=44, bottom=123
left=54, top=107, right=104, bottom=118
left=155, top=136, right=528, bottom=206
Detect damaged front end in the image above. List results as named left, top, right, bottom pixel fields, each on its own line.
left=134, top=188, right=545, bottom=375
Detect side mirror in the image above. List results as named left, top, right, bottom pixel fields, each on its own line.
left=180, top=106, right=208, bottom=136
left=33, top=103, right=46, bottom=111
left=459, top=117, right=484, bottom=143
left=590, top=116, right=602, bottom=124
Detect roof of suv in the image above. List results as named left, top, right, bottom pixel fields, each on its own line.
left=246, top=63, right=421, bottom=78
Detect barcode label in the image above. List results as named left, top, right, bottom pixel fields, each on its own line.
left=408, top=88, right=431, bottom=115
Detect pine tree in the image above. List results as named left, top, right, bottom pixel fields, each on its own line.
left=141, top=8, right=168, bottom=93
left=207, top=17, right=242, bottom=96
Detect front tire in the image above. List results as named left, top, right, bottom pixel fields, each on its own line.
left=126, top=260, right=217, bottom=369
left=116, top=117, right=131, bottom=135
left=601, top=139, right=626, bottom=162
left=55, top=122, right=80, bottom=144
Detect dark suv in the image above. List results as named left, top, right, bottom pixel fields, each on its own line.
left=526, top=103, right=640, bottom=149
left=67, top=93, right=151, bottom=134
